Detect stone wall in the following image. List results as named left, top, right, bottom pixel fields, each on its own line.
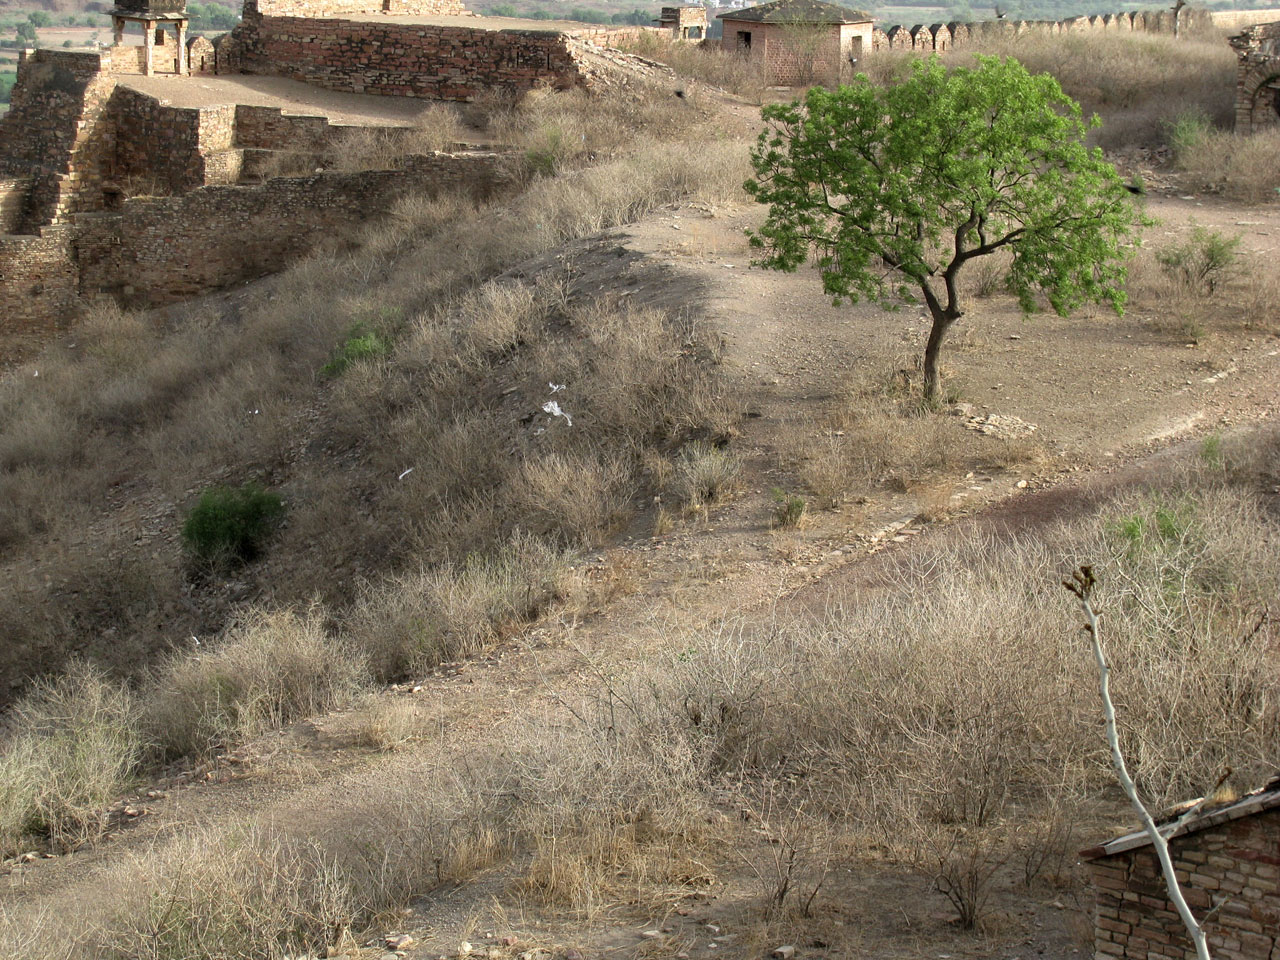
left=873, top=7, right=1217, bottom=51
left=250, top=0, right=471, bottom=18
left=0, top=226, right=79, bottom=335
left=1212, top=8, right=1280, bottom=31
left=233, top=13, right=588, bottom=99
left=0, top=178, right=32, bottom=233
left=1085, top=807, right=1280, bottom=960
left=1230, top=19, right=1280, bottom=132
left=74, top=150, right=509, bottom=308
left=108, top=87, right=235, bottom=194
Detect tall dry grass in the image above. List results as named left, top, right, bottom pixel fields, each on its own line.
left=616, top=32, right=768, bottom=101
left=1173, top=123, right=1280, bottom=203
left=857, top=31, right=1237, bottom=151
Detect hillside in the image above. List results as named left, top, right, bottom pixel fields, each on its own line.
left=2, top=23, right=1279, bottom=960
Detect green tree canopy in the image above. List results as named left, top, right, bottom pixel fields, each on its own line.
left=746, top=56, right=1143, bottom=400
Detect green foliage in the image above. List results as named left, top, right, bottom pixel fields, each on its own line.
left=26, top=11, right=50, bottom=28
left=14, top=21, right=35, bottom=44
left=770, top=488, right=807, bottom=527
left=320, top=324, right=389, bottom=378
left=746, top=56, right=1143, bottom=399
left=181, top=482, right=285, bottom=565
left=1165, top=109, right=1213, bottom=165
left=0, top=71, right=14, bottom=105
left=1156, top=223, right=1240, bottom=296
left=1199, top=432, right=1224, bottom=470
left=187, top=1, right=240, bottom=30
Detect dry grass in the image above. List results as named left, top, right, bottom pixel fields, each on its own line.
left=792, top=375, right=1041, bottom=506
left=0, top=664, right=142, bottom=857
left=858, top=31, right=1237, bottom=151
left=1173, top=125, right=1280, bottom=204
left=616, top=32, right=768, bottom=101
left=146, top=606, right=367, bottom=761
left=0, top=83, right=746, bottom=702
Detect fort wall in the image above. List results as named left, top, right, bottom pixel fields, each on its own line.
left=232, top=13, right=589, bottom=99
left=872, top=7, right=1218, bottom=52
left=0, top=150, right=508, bottom=336
left=252, top=0, right=471, bottom=18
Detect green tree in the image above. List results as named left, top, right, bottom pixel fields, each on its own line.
left=746, top=56, right=1143, bottom=401
left=14, top=20, right=36, bottom=44
left=27, top=11, right=51, bottom=27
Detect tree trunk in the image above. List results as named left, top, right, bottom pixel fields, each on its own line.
left=922, top=313, right=954, bottom=403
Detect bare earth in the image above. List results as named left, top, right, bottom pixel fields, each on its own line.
left=3, top=174, right=1279, bottom=958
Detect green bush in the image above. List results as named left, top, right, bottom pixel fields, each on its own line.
left=319, top=324, right=388, bottom=379
left=181, top=482, right=284, bottom=565
left=1165, top=110, right=1213, bottom=167
left=1156, top=224, right=1241, bottom=296
left=771, top=488, right=806, bottom=528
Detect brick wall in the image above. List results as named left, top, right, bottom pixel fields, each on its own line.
left=0, top=226, right=79, bottom=335
left=1087, top=808, right=1280, bottom=960
left=1230, top=20, right=1280, bottom=133
left=249, top=0, right=471, bottom=18
left=234, top=103, right=336, bottom=150
left=0, top=178, right=33, bottom=233
left=233, top=13, right=588, bottom=99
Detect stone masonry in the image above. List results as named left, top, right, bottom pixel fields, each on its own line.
left=1229, top=20, right=1280, bottom=132
left=1080, top=778, right=1280, bottom=960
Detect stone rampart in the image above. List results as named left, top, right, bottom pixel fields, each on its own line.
left=873, top=7, right=1218, bottom=51
left=0, top=226, right=79, bottom=335
left=1212, top=8, right=1280, bottom=31
left=233, top=14, right=588, bottom=99
left=250, top=0, right=471, bottom=17
left=0, top=150, right=508, bottom=339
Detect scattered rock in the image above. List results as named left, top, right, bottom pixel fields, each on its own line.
left=500, top=935, right=518, bottom=947
left=385, top=934, right=414, bottom=951
left=640, top=929, right=662, bottom=939
left=773, top=947, right=797, bottom=959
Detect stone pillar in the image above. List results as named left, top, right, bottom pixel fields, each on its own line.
left=143, top=21, right=154, bottom=75
left=176, top=20, right=188, bottom=75
left=113, top=16, right=125, bottom=46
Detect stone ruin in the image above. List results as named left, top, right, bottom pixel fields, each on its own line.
left=1230, top=20, right=1280, bottom=132
left=654, top=6, right=708, bottom=41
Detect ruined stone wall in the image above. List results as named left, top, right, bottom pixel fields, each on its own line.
left=0, top=178, right=33, bottom=233
left=873, top=8, right=1217, bottom=51
left=1231, top=20, right=1280, bottom=132
left=0, top=226, right=79, bottom=334
left=248, top=0, right=471, bottom=18
left=1087, top=809, right=1280, bottom=960
left=234, top=13, right=586, bottom=99
left=74, top=151, right=509, bottom=307
left=234, top=103, right=335, bottom=150
left=108, top=87, right=233, bottom=194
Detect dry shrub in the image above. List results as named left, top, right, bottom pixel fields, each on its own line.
left=794, top=378, right=1027, bottom=504
left=346, top=534, right=570, bottom=681
left=617, top=32, right=768, bottom=101
left=1174, top=126, right=1280, bottom=203
left=515, top=452, right=635, bottom=545
left=147, top=607, right=366, bottom=760
left=937, top=32, right=1236, bottom=150
left=615, top=446, right=1279, bottom=922
left=352, top=695, right=423, bottom=752
left=0, top=664, right=142, bottom=857
left=672, top=441, right=740, bottom=508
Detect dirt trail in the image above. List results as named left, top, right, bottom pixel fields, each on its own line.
left=4, top=190, right=1280, bottom=958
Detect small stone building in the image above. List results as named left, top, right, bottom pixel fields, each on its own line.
left=1080, top=775, right=1280, bottom=960
left=1229, top=20, right=1280, bottom=133
left=654, top=6, right=707, bottom=40
left=716, top=0, right=873, bottom=85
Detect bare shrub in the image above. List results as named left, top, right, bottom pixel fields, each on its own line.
left=673, top=441, right=740, bottom=508
left=516, top=452, right=635, bottom=545
left=352, top=695, right=423, bottom=752
left=147, top=606, right=367, bottom=760
left=0, top=664, right=142, bottom=856
left=1175, top=126, right=1280, bottom=203
left=346, top=534, right=570, bottom=680
left=617, top=32, right=767, bottom=100
left=944, top=32, right=1236, bottom=150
